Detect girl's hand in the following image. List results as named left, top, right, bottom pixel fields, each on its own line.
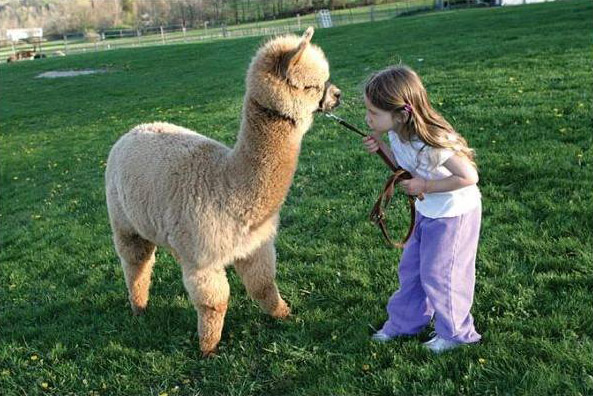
left=400, top=178, right=428, bottom=196
left=362, top=136, right=380, bottom=154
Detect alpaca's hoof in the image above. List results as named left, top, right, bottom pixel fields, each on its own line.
left=271, top=301, right=291, bottom=319
left=131, top=305, right=147, bottom=316
left=199, top=336, right=220, bottom=358
left=201, top=347, right=218, bottom=358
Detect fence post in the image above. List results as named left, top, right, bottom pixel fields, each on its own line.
left=370, top=6, right=375, bottom=22
left=137, top=29, right=141, bottom=46
left=160, top=26, right=165, bottom=44
left=63, top=34, right=68, bottom=54
left=182, top=26, right=187, bottom=42
left=297, top=13, right=301, bottom=29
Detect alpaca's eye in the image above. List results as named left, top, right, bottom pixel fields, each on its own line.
left=304, top=85, right=320, bottom=92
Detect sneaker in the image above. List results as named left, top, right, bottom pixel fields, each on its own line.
left=423, top=335, right=462, bottom=353
left=371, top=330, right=396, bottom=343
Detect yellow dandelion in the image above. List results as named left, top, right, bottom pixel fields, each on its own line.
left=30, top=355, right=39, bottom=361
left=479, top=358, right=486, bottom=364
left=362, top=364, right=370, bottom=371
left=41, top=382, right=49, bottom=389
left=159, top=393, right=168, bottom=396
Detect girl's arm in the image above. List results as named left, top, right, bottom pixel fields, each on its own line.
left=362, top=135, right=398, bottom=166
left=400, top=154, right=478, bottom=195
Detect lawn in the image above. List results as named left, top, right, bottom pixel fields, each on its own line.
left=1, top=0, right=591, bottom=395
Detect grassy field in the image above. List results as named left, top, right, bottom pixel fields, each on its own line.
left=1, top=0, right=591, bottom=395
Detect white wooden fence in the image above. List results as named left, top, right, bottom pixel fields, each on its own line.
left=0, top=2, right=444, bottom=59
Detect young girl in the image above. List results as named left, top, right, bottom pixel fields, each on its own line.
left=362, top=65, right=482, bottom=353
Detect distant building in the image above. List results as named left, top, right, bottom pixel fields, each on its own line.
left=501, top=0, right=553, bottom=5
left=317, top=10, right=333, bottom=28
left=6, top=28, right=43, bottom=42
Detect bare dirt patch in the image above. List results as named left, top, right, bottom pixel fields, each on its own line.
left=36, top=69, right=107, bottom=78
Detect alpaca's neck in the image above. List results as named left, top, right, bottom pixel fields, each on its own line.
left=228, top=98, right=311, bottom=227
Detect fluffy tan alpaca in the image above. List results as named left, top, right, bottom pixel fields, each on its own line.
left=105, top=28, right=340, bottom=356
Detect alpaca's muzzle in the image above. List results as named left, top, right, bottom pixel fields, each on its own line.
left=318, top=81, right=341, bottom=112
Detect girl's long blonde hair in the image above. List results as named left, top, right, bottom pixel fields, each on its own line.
left=364, top=65, right=476, bottom=168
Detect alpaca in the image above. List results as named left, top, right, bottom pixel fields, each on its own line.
left=105, top=27, right=340, bottom=356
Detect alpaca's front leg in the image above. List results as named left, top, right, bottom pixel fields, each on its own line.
left=234, top=241, right=290, bottom=318
left=182, top=266, right=230, bottom=357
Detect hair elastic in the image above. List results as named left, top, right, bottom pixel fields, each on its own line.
left=403, top=103, right=413, bottom=113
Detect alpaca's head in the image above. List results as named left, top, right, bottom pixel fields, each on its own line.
left=246, top=27, right=340, bottom=121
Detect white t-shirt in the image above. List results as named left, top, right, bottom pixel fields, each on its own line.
left=388, top=130, right=481, bottom=218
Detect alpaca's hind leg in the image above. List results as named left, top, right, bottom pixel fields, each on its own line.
left=113, top=231, right=156, bottom=315
left=234, top=241, right=290, bottom=318
left=181, top=265, right=230, bottom=357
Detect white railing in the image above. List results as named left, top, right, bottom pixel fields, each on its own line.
left=0, top=1, right=444, bottom=60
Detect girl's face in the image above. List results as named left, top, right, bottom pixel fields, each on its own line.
left=364, top=95, right=398, bottom=135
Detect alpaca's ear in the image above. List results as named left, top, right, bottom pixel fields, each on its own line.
left=300, top=26, right=315, bottom=45
left=288, top=27, right=314, bottom=68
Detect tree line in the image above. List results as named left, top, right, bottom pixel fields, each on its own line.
left=0, top=0, right=398, bottom=37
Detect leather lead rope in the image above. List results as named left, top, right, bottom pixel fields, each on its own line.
left=369, top=169, right=416, bottom=248
left=325, top=113, right=422, bottom=248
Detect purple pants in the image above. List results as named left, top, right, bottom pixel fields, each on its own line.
left=380, top=205, right=482, bottom=344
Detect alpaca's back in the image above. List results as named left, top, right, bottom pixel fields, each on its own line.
left=106, top=122, right=230, bottom=247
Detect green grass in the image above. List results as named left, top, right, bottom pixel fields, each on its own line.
left=1, top=1, right=592, bottom=395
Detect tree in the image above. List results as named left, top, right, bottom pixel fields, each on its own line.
left=121, top=0, right=136, bottom=27
left=230, top=0, right=239, bottom=24
left=0, top=0, right=402, bottom=37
